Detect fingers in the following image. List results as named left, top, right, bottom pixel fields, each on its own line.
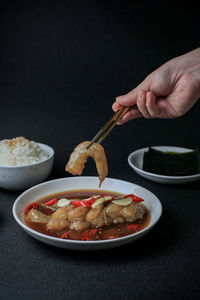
left=112, top=88, right=144, bottom=113
left=112, top=101, right=121, bottom=112
left=117, top=107, right=142, bottom=124
left=137, top=91, right=159, bottom=118
left=112, top=90, right=160, bottom=124
left=136, top=90, right=151, bottom=118
left=115, top=89, right=138, bottom=107
left=146, top=91, right=160, bottom=117
left=112, top=96, right=142, bottom=124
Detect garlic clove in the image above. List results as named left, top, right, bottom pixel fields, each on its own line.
left=91, top=197, right=105, bottom=208
left=112, top=197, right=132, bottom=206
left=104, top=196, right=113, bottom=201
left=91, top=196, right=113, bottom=208
left=57, top=198, right=71, bottom=207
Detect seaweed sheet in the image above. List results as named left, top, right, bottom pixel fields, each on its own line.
left=143, top=147, right=200, bottom=176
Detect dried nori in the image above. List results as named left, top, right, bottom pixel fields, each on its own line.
left=143, top=147, right=200, bottom=176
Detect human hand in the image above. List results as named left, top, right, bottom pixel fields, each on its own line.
left=112, top=48, right=200, bottom=124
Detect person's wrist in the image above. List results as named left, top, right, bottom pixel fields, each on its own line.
left=181, top=48, right=200, bottom=81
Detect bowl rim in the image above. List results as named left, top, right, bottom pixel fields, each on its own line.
left=12, top=176, right=162, bottom=246
left=128, top=146, right=200, bottom=180
left=0, top=142, right=54, bottom=168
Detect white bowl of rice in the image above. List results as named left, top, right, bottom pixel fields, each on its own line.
left=0, top=137, right=54, bottom=191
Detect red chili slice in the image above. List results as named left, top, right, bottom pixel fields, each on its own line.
left=71, top=200, right=89, bottom=207
left=70, top=201, right=80, bottom=207
left=127, top=224, right=139, bottom=231
left=60, top=231, right=69, bottom=239
left=125, top=194, right=144, bottom=202
left=83, top=228, right=98, bottom=237
left=71, top=195, right=110, bottom=208
left=86, top=197, right=96, bottom=205
left=44, top=198, right=58, bottom=206
left=71, top=197, right=97, bottom=207
left=82, top=228, right=98, bottom=241
left=81, top=236, right=91, bottom=241
left=25, top=202, right=39, bottom=214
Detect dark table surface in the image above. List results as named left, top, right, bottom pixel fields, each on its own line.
left=0, top=1, right=200, bottom=300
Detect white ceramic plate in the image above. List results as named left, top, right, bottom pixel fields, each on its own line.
left=12, top=176, right=162, bottom=251
left=128, top=146, right=200, bottom=184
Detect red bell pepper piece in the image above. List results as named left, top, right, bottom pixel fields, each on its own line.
left=125, top=194, right=144, bottom=202
left=25, top=202, right=39, bottom=214
left=45, top=198, right=58, bottom=206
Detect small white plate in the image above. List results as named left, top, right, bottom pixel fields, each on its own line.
left=12, top=176, right=162, bottom=251
left=128, top=146, right=200, bottom=184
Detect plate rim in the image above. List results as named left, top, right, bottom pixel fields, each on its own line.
left=12, top=176, right=162, bottom=247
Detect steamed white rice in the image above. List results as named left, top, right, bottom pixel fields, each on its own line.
left=0, top=137, right=49, bottom=166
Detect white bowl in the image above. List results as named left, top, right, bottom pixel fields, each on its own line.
left=12, top=176, right=162, bottom=251
left=128, top=146, right=200, bottom=184
left=0, top=143, right=54, bottom=191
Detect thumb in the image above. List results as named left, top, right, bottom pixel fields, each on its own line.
left=116, top=89, right=138, bottom=106
left=116, top=88, right=148, bottom=108
left=115, top=75, right=151, bottom=107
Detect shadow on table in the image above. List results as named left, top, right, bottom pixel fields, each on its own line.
left=161, top=178, right=200, bottom=191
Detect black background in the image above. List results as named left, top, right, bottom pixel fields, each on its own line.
left=0, top=1, right=199, bottom=300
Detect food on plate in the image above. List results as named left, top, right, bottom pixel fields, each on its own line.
left=24, top=189, right=150, bottom=241
left=66, top=141, right=108, bottom=187
left=0, top=137, right=49, bottom=166
left=143, top=147, right=200, bottom=176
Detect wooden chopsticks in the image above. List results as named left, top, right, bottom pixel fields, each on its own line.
left=86, top=106, right=129, bottom=149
